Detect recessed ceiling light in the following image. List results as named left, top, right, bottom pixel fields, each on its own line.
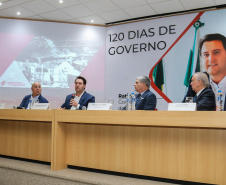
left=91, top=20, right=94, bottom=23
left=0, top=2, right=2, bottom=5
left=17, top=12, right=21, bottom=15
left=59, top=0, right=63, bottom=3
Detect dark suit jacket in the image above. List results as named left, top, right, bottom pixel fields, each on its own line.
left=61, top=91, right=95, bottom=110
left=135, top=89, right=157, bottom=110
left=192, top=87, right=216, bottom=111
left=182, top=72, right=226, bottom=110
left=19, top=94, right=49, bottom=108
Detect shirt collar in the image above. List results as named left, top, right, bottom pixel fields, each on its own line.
left=196, top=88, right=205, bottom=97
left=210, top=76, right=226, bottom=88
left=75, top=91, right=85, bottom=98
left=140, top=89, right=148, bottom=96
left=31, top=94, right=40, bottom=99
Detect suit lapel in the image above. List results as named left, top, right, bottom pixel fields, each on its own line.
left=140, top=89, right=150, bottom=99
left=136, top=90, right=149, bottom=105
left=196, top=88, right=207, bottom=100
left=79, top=91, right=86, bottom=104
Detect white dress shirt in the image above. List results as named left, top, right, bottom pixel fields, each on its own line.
left=70, top=91, right=84, bottom=110
left=27, top=95, right=40, bottom=109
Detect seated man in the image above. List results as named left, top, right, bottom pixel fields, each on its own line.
left=61, top=76, right=95, bottom=110
left=20, top=82, right=49, bottom=109
left=184, top=72, right=216, bottom=111
left=134, top=76, right=157, bottom=110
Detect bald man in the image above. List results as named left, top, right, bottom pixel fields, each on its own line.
left=19, top=82, right=48, bottom=109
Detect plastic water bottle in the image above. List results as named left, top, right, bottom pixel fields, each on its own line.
left=131, top=93, right=136, bottom=111
left=216, top=90, right=223, bottom=111
left=126, top=94, right=131, bottom=110
left=29, top=99, right=32, bottom=109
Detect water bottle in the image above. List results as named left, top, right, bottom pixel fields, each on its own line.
left=216, top=90, right=223, bottom=111
left=126, top=94, right=131, bottom=110
left=131, top=93, right=136, bottom=111
left=29, top=99, right=32, bottom=109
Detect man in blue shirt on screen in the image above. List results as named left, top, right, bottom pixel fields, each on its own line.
left=183, top=33, right=226, bottom=110
left=134, top=76, right=157, bottom=110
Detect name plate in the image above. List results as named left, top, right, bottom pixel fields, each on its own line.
left=31, top=103, right=49, bottom=110
left=87, top=103, right=112, bottom=110
left=168, top=103, right=196, bottom=111
left=0, top=103, right=5, bottom=109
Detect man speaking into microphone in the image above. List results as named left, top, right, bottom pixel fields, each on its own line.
left=60, top=76, right=95, bottom=110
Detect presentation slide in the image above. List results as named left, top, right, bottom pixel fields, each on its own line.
left=0, top=19, right=106, bottom=108
left=1, top=8, right=226, bottom=110
left=105, top=9, right=226, bottom=110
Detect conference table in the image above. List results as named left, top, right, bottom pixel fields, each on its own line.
left=1, top=109, right=226, bottom=184
left=0, top=109, right=52, bottom=162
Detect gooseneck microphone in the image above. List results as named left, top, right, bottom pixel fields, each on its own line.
left=70, top=93, right=76, bottom=108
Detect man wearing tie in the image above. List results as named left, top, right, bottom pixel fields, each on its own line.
left=186, top=72, right=215, bottom=111
left=134, top=76, right=157, bottom=110
left=19, top=82, right=48, bottom=109
left=61, top=76, right=95, bottom=110
left=183, top=33, right=226, bottom=110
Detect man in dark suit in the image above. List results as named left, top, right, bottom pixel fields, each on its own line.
left=20, top=82, right=48, bottom=109
left=61, top=76, right=95, bottom=110
left=183, top=33, right=226, bottom=110
left=134, top=76, right=157, bottom=110
left=185, top=72, right=215, bottom=111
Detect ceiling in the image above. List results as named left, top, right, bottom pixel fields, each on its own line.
left=0, top=0, right=226, bottom=26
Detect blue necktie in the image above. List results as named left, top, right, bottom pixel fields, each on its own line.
left=193, top=95, right=197, bottom=102
left=136, top=94, right=141, bottom=102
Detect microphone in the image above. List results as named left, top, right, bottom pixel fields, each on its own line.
left=13, top=106, right=25, bottom=109
left=70, top=93, right=76, bottom=108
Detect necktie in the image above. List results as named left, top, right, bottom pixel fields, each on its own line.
left=136, top=94, right=141, bottom=101
left=193, top=95, right=197, bottom=102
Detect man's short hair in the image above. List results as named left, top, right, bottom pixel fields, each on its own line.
left=75, top=76, right=87, bottom=85
left=136, top=76, right=151, bottom=88
left=195, top=72, right=209, bottom=87
left=199, top=33, right=226, bottom=55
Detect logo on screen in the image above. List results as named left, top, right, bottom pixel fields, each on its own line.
left=1, top=81, right=6, bottom=86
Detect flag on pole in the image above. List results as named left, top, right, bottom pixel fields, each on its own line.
left=195, top=49, right=201, bottom=72
left=184, top=49, right=193, bottom=87
left=153, top=59, right=164, bottom=91
left=183, top=19, right=204, bottom=87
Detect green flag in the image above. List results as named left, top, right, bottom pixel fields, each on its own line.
left=184, top=49, right=193, bottom=87
left=184, top=19, right=204, bottom=87
left=195, top=50, right=200, bottom=72
left=153, top=60, right=164, bottom=91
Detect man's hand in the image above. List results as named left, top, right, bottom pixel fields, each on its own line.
left=70, top=99, right=78, bottom=107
